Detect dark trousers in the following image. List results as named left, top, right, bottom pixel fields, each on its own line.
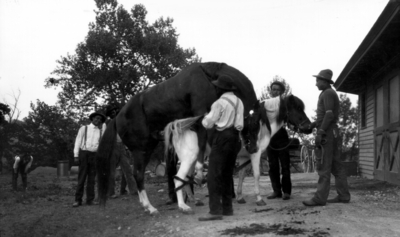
left=207, top=127, right=241, bottom=215
left=12, top=165, right=28, bottom=190
left=120, top=175, right=127, bottom=194
left=267, top=128, right=292, bottom=195
left=75, top=150, right=97, bottom=203
left=312, top=125, right=351, bottom=204
left=267, top=128, right=291, bottom=195
left=167, top=153, right=178, bottom=202
left=108, top=142, right=137, bottom=196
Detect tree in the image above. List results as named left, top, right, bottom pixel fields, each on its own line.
left=338, top=94, right=358, bottom=160
left=0, top=90, right=23, bottom=173
left=14, top=100, right=82, bottom=169
left=0, top=103, right=10, bottom=125
left=46, top=0, right=200, bottom=118
left=259, top=75, right=292, bottom=100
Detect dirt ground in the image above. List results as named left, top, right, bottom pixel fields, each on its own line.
left=1, top=167, right=400, bottom=237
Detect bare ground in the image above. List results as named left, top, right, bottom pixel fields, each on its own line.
left=1, top=167, right=400, bottom=237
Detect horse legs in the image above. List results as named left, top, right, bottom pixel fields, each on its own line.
left=235, top=157, right=248, bottom=204
left=174, top=159, right=196, bottom=214
left=173, top=130, right=200, bottom=214
left=131, top=149, right=159, bottom=215
left=250, top=151, right=266, bottom=206
left=192, top=161, right=205, bottom=206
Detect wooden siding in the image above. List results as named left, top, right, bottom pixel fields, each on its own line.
left=358, top=85, right=375, bottom=178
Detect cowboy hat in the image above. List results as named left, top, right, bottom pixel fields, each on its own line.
left=89, top=111, right=106, bottom=123
left=313, top=69, right=334, bottom=84
left=212, top=75, right=237, bottom=91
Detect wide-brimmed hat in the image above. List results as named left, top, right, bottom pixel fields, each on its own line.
left=313, top=69, right=334, bottom=84
left=89, top=111, right=106, bottom=123
left=212, top=75, right=237, bottom=91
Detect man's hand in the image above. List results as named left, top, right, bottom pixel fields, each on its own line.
left=74, top=157, right=79, bottom=164
left=315, top=129, right=326, bottom=147
left=315, top=134, right=322, bottom=147
left=308, top=122, right=316, bottom=130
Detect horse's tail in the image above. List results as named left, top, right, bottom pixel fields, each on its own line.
left=163, top=115, right=203, bottom=165
left=96, top=118, right=117, bottom=207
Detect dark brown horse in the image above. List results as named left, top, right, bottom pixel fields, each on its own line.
left=97, top=62, right=257, bottom=214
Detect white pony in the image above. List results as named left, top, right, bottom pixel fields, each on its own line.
left=238, top=95, right=311, bottom=205
left=163, top=116, right=205, bottom=214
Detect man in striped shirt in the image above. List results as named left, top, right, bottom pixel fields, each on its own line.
left=72, top=111, right=106, bottom=207
left=199, top=75, right=244, bottom=221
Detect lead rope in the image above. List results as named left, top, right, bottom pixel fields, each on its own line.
left=268, top=127, right=298, bottom=151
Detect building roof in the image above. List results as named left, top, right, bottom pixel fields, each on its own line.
left=335, top=0, right=400, bottom=94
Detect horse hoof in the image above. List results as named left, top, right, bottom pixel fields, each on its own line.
left=179, top=208, right=194, bottom=215
left=256, top=200, right=266, bottom=206
left=237, top=198, right=246, bottom=204
left=195, top=201, right=204, bottom=206
left=150, top=210, right=160, bottom=216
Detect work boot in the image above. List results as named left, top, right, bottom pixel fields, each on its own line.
left=267, top=192, right=282, bottom=199
left=302, top=199, right=325, bottom=207
left=198, top=213, right=223, bottom=221
left=327, top=196, right=350, bottom=204
left=282, top=193, right=290, bottom=200
left=72, top=202, right=82, bottom=207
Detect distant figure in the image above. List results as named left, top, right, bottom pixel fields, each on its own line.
left=12, top=152, right=33, bottom=191
left=72, top=111, right=106, bottom=207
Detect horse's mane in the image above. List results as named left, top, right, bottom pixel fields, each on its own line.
left=200, top=62, right=226, bottom=81
left=278, top=94, right=305, bottom=122
left=287, top=94, right=305, bottom=110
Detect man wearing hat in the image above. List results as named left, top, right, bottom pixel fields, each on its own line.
left=266, top=80, right=292, bottom=201
left=72, top=111, right=106, bottom=207
left=302, top=69, right=351, bottom=207
left=199, top=75, right=244, bottom=221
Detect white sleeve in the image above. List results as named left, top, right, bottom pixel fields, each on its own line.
left=26, top=156, right=33, bottom=169
left=13, top=156, right=20, bottom=169
left=74, top=126, right=85, bottom=157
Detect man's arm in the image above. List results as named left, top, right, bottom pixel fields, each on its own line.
left=234, top=99, right=244, bottom=131
left=318, top=90, right=336, bottom=134
left=13, top=156, right=20, bottom=173
left=202, top=102, right=222, bottom=129
left=74, top=126, right=84, bottom=158
left=25, top=156, right=33, bottom=173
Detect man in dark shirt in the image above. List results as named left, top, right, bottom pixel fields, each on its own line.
left=303, top=69, right=351, bottom=206
left=266, top=81, right=292, bottom=201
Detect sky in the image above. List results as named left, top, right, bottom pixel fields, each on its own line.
left=0, top=0, right=390, bottom=120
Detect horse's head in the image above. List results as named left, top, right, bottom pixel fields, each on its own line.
left=283, top=95, right=313, bottom=134
left=242, top=101, right=262, bottom=154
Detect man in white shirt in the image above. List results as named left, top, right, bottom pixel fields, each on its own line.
left=12, top=152, right=33, bottom=191
left=199, top=75, right=244, bottom=221
left=72, top=111, right=106, bottom=207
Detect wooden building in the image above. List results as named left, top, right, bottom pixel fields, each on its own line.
left=335, top=0, right=400, bottom=185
